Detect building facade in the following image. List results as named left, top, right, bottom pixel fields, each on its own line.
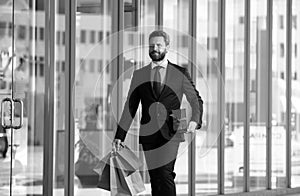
left=0, top=0, right=299, bottom=195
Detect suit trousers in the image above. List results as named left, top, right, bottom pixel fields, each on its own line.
left=142, top=134, right=180, bottom=196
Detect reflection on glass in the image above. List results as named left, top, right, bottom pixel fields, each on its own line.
left=0, top=3, right=13, bottom=196
left=140, top=0, right=155, bottom=28
left=74, top=0, right=113, bottom=195
left=272, top=0, right=287, bottom=189
left=292, top=0, right=300, bottom=188
left=195, top=0, right=219, bottom=195
left=224, top=0, right=245, bottom=193
left=249, top=0, right=267, bottom=191
left=163, top=0, right=189, bottom=65
left=53, top=0, right=66, bottom=195
left=0, top=1, right=45, bottom=195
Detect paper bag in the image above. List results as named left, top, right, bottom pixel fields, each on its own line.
left=110, top=155, right=131, bottom=196
left=95, top=145, right=145, bottom=195
left=95, top=153, right=111, bottom=191
left=171, top=108, right=188, bottom=133
left=114, top=155, right=145, bottom=195
left=116, top=145, right=142, bottom=175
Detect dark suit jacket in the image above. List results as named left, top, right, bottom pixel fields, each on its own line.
left=115, top=61, right=203, bottom=144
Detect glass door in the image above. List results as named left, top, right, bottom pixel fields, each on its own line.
left=0, top=1, right=14, bottom=194
left=0, top=1, right=45, bottom=195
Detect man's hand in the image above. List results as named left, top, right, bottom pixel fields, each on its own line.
left=186, top=121, right=198, bottom=133
left=112, top=139, right=122, bottom=152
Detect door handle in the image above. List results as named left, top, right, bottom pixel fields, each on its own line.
left=1, top=98, right=23, bottom=129
left=11, top=99, right=23, bottom=129
left=1, top=97, right=14, bottom=129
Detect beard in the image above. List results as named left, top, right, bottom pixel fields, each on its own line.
left=149, top=50, right=167, bottom=62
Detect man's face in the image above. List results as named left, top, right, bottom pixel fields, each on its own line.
left=149, top=36, right=169, bottom=62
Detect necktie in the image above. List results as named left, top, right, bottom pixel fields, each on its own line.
left=153, top=66, right=163, bottom=97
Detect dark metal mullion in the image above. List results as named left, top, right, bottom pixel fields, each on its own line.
left=218, top=0, right=226, bottom=194
left=286, top=0, right=292, bottom=188
left=136, top=0, right=141, bottom=31
left=43, top=0, right=55, bottom=195
left=244, top=0, right=251, bottom=192
left=188, top=0, right=197, bottom=195
left=65, top=0, right=76, bottom=195
left=266, top=0, right=273, bottom=190
left=133, top=0, right=138, bottom=28
left=118, top=0, right=124, bottom=132
left=111, top=0, right=120, bottom=130
left=156, top=0, right=163, bottom=27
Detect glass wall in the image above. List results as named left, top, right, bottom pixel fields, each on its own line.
left=292, top=0, right=300, bottom=188
left=73, top=0, right=113, bottom=195
left=53, top=0, right=66, bottom=195
left=0, top=4, right=14, bottom=195
left=224, top=0, right=245, bottom=193
left=2, top=0, right=300, bottom=195
left=18, top=0, right=300, bottom=195
left=195, top=0, right=219, bottom=195
left=0, top=1, right=45, bottom=195
left=249, top=0, right=268, bottom=191
left=272, top=0, right=287, bottom=189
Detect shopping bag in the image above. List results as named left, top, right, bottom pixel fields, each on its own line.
left=94, top=153, right=111, bottom=175
left=170, top=108, right=188, bottom=133
left=95, top=153, right=111, bottom=191
left=114, top=155, right=145, bottom=195
left=95, top=145, right=145, bottom=195
left=115, top=145, right=142, bottom=175
left=110, top=155, right=132, bottom=196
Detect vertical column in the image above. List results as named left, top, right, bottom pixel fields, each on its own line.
left=217, top=0, right=225, bottom=194
left=10, top=1, right=15, bottom=195
left=111, top=0, right=124, bottom=128
left=156, top=0, right=163, bottom=27
left=65, top=0, right=76, bottom=195
left=266, top=0, right=273, bottom=189
left=188, top=0, right=196, bottom=195
left=43, top=0, right=55, bottom=195
left=286, top=0, right=292, bottom=188
left=244, top=0, right=251, bottom=192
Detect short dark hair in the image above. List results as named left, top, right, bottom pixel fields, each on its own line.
left=149, top=30, right=170, bottom=46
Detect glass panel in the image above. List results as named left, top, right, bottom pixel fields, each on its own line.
left=249, top=0, right=268, bottom=191
left=195, top=0, right=219, bottom=195
left=74, top=0, right=113, bottom=195
left=163, top=0, right=190, bottom=195
left=272, top=0, right=287, bottom=188
left=140, top=0, right=155, bottom=27
left=3, top=1, right=45, bottom=195
left=224, top=0, right=245, bottom=193
left=292, top=0, right=300, bottom=188
left=53, top=0, right=66, bottom=195
left=0, top=2, right=13, bottom=195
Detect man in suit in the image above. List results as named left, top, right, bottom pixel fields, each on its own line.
left=113, top=30, right=203, bottom=196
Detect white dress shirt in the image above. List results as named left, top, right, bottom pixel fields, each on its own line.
left=151, top=58, right=168, bottom=84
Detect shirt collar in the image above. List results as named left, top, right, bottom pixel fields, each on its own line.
left=151, top=58, right=168, bottom=69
